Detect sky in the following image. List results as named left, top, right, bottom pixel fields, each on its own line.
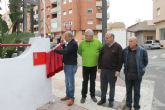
left=0, top=0, right=153, bottom=27
left=109, top=0, right=153, bottom=27
left=0, top=0, right=9, bottom=14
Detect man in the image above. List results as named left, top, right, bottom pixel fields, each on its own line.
left=54, top=31, right=78, bottom=106
left=122, top=36, right=148, bottom=110
left=78, top=29, right=102, bottom=103
left=97, top=32, right=123, bottom=107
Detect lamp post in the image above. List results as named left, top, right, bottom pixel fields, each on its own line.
left=102, top=0, right=107, bottom=44
left=42, top=0, right=46, bottom=37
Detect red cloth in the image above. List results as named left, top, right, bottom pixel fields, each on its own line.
left=46, top=45, right=63, bottom=78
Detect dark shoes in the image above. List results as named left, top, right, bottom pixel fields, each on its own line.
left=97, top=99, right=106, bottom=105
left=109, top=101, right=114, bottom=107
left=60, top=96, right=70, bottom=101
left=80, top=97, right=86, bottom=103
left=91, top=97, right=97, bottom=102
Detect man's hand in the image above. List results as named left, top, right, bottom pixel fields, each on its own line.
left=115, top=71, right=120, bottom=77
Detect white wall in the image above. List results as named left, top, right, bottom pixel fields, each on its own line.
left=0, top=38, right=52, bottom=110
left=110, top=29, right=127, bottom=48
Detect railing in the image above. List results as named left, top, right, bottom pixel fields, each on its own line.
left=0, top=44, right=31, bottom=47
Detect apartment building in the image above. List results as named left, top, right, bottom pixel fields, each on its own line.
left=153, top=0, right=165, bottom=47
left=27, top=5, right=39, bottom=34
left=61, top=0, right=103, bottom=41
left=27, top=0, right=61, bottom=36
left=50, top=0, right=62, bottom=36
left=27, top=0, right=109, bottom=42
left=40, top=0, right=51, bottom=35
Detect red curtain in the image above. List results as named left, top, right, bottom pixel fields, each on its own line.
left=46, top=45, right=63, bottom=78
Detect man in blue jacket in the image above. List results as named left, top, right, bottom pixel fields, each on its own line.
left=122, top=36, right=148, bottom=110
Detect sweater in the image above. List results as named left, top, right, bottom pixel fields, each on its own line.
left=54, top=39, right=78, bottom=65
left=98, top=42, right=123, bottom=71
left=78, top=38, right=102, bottom=67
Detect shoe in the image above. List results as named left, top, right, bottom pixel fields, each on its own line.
left=97, top=99, right=106, bottom=105
left=91, top=97, right=97, bottom=102
left=80, top=97, right=86, bottom=103
left=109, top=101, right=114, bottom=107
left=135, top=108, right=139, bottom=110
left=67, top=99, right=74, bottom=106
left=60, top=96, right=69, bottom=101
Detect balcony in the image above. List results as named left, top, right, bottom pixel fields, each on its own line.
left=96, top=24, right=102, bottom=30
left=96, top=1, right=102, bottom=7
left=51, top=18, right=58, bottom=22
left=96, top=13, right=102, bottom=19
left=51, top=7, right=58, bottom=14
left=51, top=0, right=57, bottom=4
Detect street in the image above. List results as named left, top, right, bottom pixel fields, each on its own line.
left=38, top=48, right=165, bottom=110
left=144, top=49, right=165, bottom=110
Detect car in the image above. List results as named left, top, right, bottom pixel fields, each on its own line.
left=143, top=40, right=161, bottom=49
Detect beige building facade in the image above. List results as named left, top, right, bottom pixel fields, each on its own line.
left=153, top=0, right=165, bottom=47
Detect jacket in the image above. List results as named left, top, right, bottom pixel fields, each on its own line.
left=98, top=42, right=123, bottom=71
left=54, top=39, right=78, bottom=65
left=122, top=45, right=148, bottom=77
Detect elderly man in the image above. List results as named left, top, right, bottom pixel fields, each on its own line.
left=97, top=32, right=123, bottom=107
left=54, top=31, right=78, bottom=106
left=78, top=29, right=102, bottom=103
left=122, top=36, right=148, bottom=110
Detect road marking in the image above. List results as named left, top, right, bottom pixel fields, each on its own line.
left=151, top=56, right=158, bottom=59
left=153, top=97, right=165, bottom=107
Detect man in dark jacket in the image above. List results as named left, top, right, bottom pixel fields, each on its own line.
left=54, top=31, right=78, bottom=106
left=97, top=32, right=123, bottom=107
left=122, top=36, right=148, bottom=110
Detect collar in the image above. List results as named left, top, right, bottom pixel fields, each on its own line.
left=107, top=42, right=115, bottom=47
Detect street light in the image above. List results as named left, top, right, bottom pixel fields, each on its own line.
left=102, top=0, right=107, bottom=44
left=42, top=0, right=46, bottom=37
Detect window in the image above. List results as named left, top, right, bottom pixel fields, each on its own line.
left=52, top=13, right=57, bottom=18
left=52, top=3, right=57, bottom=8
left=157, top=8, right=160, bottom=16
left=63, top=0, right=66, bottom=4
left=154, top=40, right=160, bottom=43
left=147, top=36, right=153, bottom=40
left=87, top=8, right=93, bottom=13
left=160, top=28, right=165, bottom=40
left=34, top=27, right=38, bottom=32
left=69, top=0, right=72, bottom=3
left=63, top=11, right=67, bottom=15
left=64, top=21, right=72, bottom=30
left=87, top=20, right=93, bottom=24
left=69, top=9, right=72, bottom=14
left=145, top=40, right=152, bottom=44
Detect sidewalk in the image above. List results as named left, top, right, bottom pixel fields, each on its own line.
left=160, top=53, right=165, bottom=59
left=38, top=66, right=155, bottom=110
